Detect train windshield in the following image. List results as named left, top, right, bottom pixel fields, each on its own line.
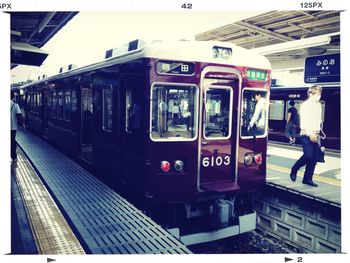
left=241, top=89, right=268, bottom=138
left=204, top=87, right=232, bottom=139
left=151, top=84, right=197, bottom=141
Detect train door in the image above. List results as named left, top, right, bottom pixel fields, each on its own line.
left=120, top=74, right=144, bottom=186
left=199, top=70, right=240, bottom=192
left=80, top=85, right=93, bottom=161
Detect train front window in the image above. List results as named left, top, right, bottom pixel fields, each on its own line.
left=151, top=84, right=197, bottom=141
left=204, top=87, right=232, bottom=139
left=241, top=89, right=268, bottom=138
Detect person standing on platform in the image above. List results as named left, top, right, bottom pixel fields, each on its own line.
left=285, top=100, right=300, bottom=144
left=11, top=92, right=23, bottom=162
left=290, top=86, right=322, bottom=187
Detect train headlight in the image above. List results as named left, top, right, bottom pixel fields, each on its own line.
left=160, top=161, right=171, bottom=172
left=254, top=153, right=262, bottom=165
left=174, top=160, right=184, bottom=172
left=212, top=47, right=219, bottom=58
left=212, top=46, right=232, bottom=60
left=220, top=48, right=232, bottom=59
left=244, top=154, right=253, bottom=165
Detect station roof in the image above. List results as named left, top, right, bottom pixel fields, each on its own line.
left=10, top=12, right=78, bottom=68
left=195, top=11, right=341, bottom=61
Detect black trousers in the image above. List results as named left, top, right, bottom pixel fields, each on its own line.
left=291, top=135, right=318, bottom=182
left=11, top=130, right=17, bottom=160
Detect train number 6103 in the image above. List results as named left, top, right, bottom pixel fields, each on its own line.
left=202, top=156, right=230, bottom=167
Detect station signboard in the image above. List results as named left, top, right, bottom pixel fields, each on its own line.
left=304, top=53, right=340, bottom=83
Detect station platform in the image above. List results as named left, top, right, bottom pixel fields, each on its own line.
left=266, top=142, right=341, bottom=207
left=13, top=128, right=191, bottom=254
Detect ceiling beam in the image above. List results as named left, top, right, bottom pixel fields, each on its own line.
left=26, top=12, right=56, bottom=43
left=235, top=21, right=294, bottom=42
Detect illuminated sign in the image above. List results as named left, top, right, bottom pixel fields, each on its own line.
left=304, top=54, right=340, bottom=83
left=246, top=69, right=267, bottom=81
left=156, top=61, right=195, bottom=75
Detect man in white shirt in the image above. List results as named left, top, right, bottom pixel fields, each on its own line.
left=11, top=93, right=23, bottom=161
left=249, top=92, right=266, bottom=135
left=290, top=86, right=322, bottom=187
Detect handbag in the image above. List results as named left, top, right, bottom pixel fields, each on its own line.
left=315, top=144, right=325, bottom=163
left=315, top=123, right=326, bottom=163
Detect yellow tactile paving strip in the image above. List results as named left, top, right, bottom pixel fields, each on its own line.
left=12, top=148, right=85, bottom=255
left=268, top=163, right=341, bottom=187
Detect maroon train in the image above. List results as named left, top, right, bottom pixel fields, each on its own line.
left=12, top=39, right=272, bottom=244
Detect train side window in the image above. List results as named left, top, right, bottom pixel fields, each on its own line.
left=47, top=91, right=52, bottom=117
left=241, top=89, right=269, bottom=138
left=52, top=92, right=57, bottom=118
left=204, top=87, right=232, bottom=139
left=125, top=88, right=141, bottom=132
left=71, top=90, right=78, bottom=112
left=269, top=100, right=284, bottom=120
left=34, top=93, right=38, bottom=113
left=64, top=89, right=71, bottom=121
left=150, top=84, right=197, bottom=141
left=38, top=93, right=42, bottom=114
left=102, top=86, right=113, bottom=132
left=31, top=93, right=35, bottom=113
left=57, top=91, right=63, bottom=120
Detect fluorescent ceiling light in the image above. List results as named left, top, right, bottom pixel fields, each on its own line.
left=253, top=34, right=333, bottom=56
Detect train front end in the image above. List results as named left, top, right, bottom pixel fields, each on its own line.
left=142, top=40, right=271, bottom=244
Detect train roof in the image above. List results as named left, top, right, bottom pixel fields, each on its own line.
left=271, top=85, right=340, bottom=90
left=19, top=39, right=271, bottom=88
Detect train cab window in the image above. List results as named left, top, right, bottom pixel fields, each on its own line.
left=269, top=100, right=285, bottom=120
left=204, top=87, right=232, bottom=139
left=151, top=84, right=197, bottom=141
left=103, top=86, right=113, bottom=132
left=63, top=90, right=71, bottom=121
left=241, top=89, right=268, bottom=138
left=52, top=92, right=57, bottom=118
left=57, top=91, right=63, bottom=120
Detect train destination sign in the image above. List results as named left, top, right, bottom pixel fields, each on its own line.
left=246, top=69, right=267, bottom=81
left=156, top=61, right=195, bottom=76
left=304, top=54, right=340, bottom=83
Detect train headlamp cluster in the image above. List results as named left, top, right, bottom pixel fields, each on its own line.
left=212, top=46, right=232, bottom=60
left=244, top=152, right=263, bottom=166
left=160, top=160, right=184, bottom=172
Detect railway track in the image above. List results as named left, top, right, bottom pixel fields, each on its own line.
left=188, top=231, right=293, bottom=254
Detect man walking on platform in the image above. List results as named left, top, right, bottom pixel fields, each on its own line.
left=11, top=92, right=22, bottom=161
left=290, top=86, right=322, bottom=187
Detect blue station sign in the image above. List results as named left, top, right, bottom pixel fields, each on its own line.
left=304, top=53, right=340, bottom=83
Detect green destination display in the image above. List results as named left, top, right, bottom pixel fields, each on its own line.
left=246, top=69, right=267, bottom=81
